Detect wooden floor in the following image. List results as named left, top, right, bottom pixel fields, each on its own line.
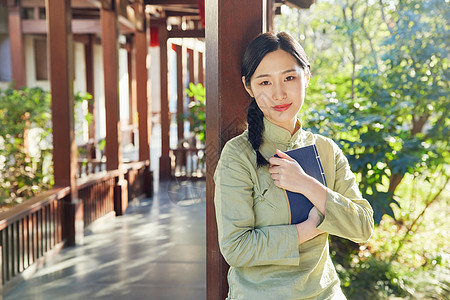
left=5, top=179, right=206, bottom=300
left=5, top=123, right=206, bottom=300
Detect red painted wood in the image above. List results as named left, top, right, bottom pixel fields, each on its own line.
left=159, top=21, right=171, bottom=180
left=135, top=30, right=151, bottom=161
left=198, top=51, right=204, bottom=85
left=7, top=5, right=26, bottom=89
left=127, top=37, right=137, bottom=146
left=101, top=6, right=122, bottom=171
left=47, top=0, right=78, bottom=198
left=205, top=1, right=263, bottom=299
left=176, top=44, right=186, bottom=143
left=85, top=35, right=96, bottom=159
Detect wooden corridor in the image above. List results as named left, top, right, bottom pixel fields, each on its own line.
left=4, top=178, right=206, bottom=300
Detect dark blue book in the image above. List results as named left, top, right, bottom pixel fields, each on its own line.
left=274, top=144, right=327, bottom=224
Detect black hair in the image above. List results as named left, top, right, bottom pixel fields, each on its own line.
left=241, top=32, right=311, bottom=167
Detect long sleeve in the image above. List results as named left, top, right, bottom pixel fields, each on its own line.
left=214, top=141, right=300, bottom=268
left=317, top=139, right=374, bottom=243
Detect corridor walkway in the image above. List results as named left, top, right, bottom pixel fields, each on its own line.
left=5, top=178, right=207, bottom=300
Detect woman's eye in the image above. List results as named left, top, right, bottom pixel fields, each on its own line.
left=260, top=81, right=270, bottom=86
left=285, top=76, right=295, bottom=81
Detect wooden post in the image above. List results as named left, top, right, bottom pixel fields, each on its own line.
left=101, top=3, right=128, bottom=215
left=175, top=44, right=186, bottom=144
left=8, top=2, right=26, bottom=89
left=188, top=47, right=195, bottom=86
left=158, top=20, right=171, bottom=180
left=85, top=34, right=96, bottom=160
left=101, top=4, right=122, bottom=171
left=198, top=51, right=204, bottom=86
left=135, top=30, right=150, bottom=161
left=127, top=36, right=137, bottom=146
left=46, top=0, right=83, bottom=246
left=205, top=1, right=263, bottom=299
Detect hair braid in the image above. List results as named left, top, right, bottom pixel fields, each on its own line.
left=247, top=99, right=269, bottom=167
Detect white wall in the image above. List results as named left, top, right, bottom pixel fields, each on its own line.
left=149, top=46, right=160, bottom=115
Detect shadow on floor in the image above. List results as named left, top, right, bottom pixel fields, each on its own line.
left=5, top=180, right=206, bottom=300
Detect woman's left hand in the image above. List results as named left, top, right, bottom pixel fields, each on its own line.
left=268, top=149, right=312, bottom=194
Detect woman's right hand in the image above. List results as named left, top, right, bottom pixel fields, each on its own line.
left=296, top=207, right=324, bottom=245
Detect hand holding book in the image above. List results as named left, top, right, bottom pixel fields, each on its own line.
left=268, top=149, right=312, bottom=195
left=268, top=145, right=327, bottom=224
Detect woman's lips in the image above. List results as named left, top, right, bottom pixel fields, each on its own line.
left=272, top=103, right=292, bottom=112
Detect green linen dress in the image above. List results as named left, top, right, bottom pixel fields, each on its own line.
left=214, top=117, right=374, bottom=300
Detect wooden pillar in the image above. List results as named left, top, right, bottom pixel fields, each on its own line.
left=205, top=1, right=263, bottom=299
left=265, top=0, right=275, bottom=32
left=198, top=51, right=204, bottom=86
left=135, top=30, right=150, bottom=161
left=85, top=34, right=96, bottom=160
left=175, top=44, right=185, bottom=144
left=8, top=3, right=26, bottom=89
left=47, top=0, right=83, bottom=246
left=158, top=21, right=171, bottom=180
left=101, top=4, right=122, bottom=171
left=188, top=48, right=195, bottom=85
left=127, top=36, right=137, bottom=146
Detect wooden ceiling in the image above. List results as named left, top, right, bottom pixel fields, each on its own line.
left=8, top=0, right=315, bottom=37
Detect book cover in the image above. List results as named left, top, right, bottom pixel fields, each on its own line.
left=274, top=144, right=327, bottom=224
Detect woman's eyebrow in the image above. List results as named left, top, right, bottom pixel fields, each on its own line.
left=253, top=68, right=298, bottom=79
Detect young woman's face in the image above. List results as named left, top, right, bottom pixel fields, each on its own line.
left=243, top=49, right=309, bottom=134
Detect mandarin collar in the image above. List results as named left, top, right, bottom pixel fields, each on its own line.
left=262, top=117, right=303, bottom=147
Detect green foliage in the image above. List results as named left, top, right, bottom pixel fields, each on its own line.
left=0, top=86, right=53, bottom=206
left=182, top=82, right=206, bottom=144
left=275, top=0, right=450, bottom=298
left=0, top=87, right=93, bottom=207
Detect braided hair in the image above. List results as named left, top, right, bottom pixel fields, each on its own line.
left=241, top=32, right=310, bottom=168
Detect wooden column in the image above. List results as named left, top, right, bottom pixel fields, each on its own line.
left=101, top=5, right=122, bottom=171
left=198, top=51, right=204, bottom=86
left=188, top=48, right=195, bottom=85
left=175, top=44, right=186, bottom=144
left=127, top=36, right=137, bottom=146
left=85, top=34, right=96, bottom=159
left=8, top=3, right=26, bottom=89
left=159, top=21, right=171, bottom=180
left=46, top=0, right=83, bottom=246
left=135, top=30, right=150, bottom=161
left=205, top=1, right=263, bottom=299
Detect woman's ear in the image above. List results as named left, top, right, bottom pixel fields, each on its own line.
left=242, top=76, right=254, bottom=98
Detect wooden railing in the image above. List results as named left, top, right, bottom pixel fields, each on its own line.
left=0, top=187, right=70, bottom=292
left=0, top=161, right=152, bottom=293
left=125, top=161, right=152, bottom=200
left=170, top=147, right=206, bottom=179
left=77, top=158, right=106, bottom=178
left=77, top=170, right=119, bottom=228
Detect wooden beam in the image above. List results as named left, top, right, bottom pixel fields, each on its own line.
left=205, top=0, right=263, bottom=299
left=47, top=0, right=82, bottom=246
left=101, top=4, right=122, bottom=171
left=22, top=19, right=102, bottom=34
left=167, top=28, right=204, bottom=38
left=135, top=30, right=150, bottom=161
left=145, top=0, right=197, bottom=5
left=8, top=5, right=26, bottom=89
left=165, top=10, right=199, bottom=17
left=159, top=21, right=171, bottom=180
left=21, top=0, right=101, bottom=8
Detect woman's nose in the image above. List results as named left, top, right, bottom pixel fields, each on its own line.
left=272, top=82, right=287, bottom=101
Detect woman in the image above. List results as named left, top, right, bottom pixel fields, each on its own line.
left=213, top=32, right=374, bottom=299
